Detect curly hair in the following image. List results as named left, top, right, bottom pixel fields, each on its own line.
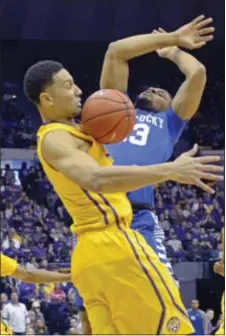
left=23, top=60, right=63, bottom=104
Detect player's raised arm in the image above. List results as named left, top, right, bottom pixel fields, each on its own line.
left=42, top=131, right=223, bottom=194
left=100, top=15, right=214, bottom=92
left=100, top=32, right=179, bottom=92
left=13, top=266, right=71, bottom=283
left=153, top=16, right=214, bottom=120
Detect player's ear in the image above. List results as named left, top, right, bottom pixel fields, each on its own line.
left=40, top=92, right=54, bottom=107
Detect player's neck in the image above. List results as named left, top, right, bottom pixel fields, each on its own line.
left=42, top=117, right=77, bottom=127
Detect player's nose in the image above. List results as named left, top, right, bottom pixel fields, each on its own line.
left=75, top=85, right=83, bottom=96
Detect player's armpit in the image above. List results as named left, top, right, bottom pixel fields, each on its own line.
left=172, top=64, right=206, bottom=120
left=100, top=51, right=129, bottom=92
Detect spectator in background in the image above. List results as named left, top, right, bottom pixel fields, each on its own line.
left=158, top=213, right=170, bottom=232
left=49, top=283, right=66, bottom=304
left=187, top=299, right=208, bottom=335
left=206, top=309, right=215, bottom=334
left=187, top=239, right=202, bottom=261
left=2, top=292, right=30, bottom=335
left=3, top=164, right=15, bottom=185
left=31, top=301, right=45, bottom=323
left=25, top=327, right=35, bottom=335
left=19, top=162, right=29, bottom=192
left=1, top=293, right=8, bottom=312
left=35, top=318, right=48, bottom=335
left=27, top=310, right=37, bottom=331
left=167, top=234, right=184, bottom=254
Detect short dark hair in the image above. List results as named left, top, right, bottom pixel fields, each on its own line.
left=23, top=60, right=63, bottom=104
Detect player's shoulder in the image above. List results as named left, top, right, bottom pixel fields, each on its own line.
left=42, top=130, right=79, bottom=158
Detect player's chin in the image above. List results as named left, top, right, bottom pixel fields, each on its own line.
left=75, top=106, right=82, bottom=115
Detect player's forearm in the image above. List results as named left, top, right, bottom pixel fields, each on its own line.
left=92, top=163, right=174, bottom=193
left=14, top=267, right=71, bottom=283
left=108, top=32, right=180, bottom=61
left=166, top=48, right=206, bottom=78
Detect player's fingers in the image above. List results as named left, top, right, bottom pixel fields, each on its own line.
left=199, top=172, right=223, bottom=181
left=198, top=35, right=214, bottom=42
left=197, top=164, right=223, bottom=172
left=195, top=179, right=215, bottom=194
left=195, top=17, right=213, bottom=29
left=158, top=27, right=167, bottom=33
left=192, top=15, right=205, bottom=25
left=195, top=155, right=221, bottom=164
left=192, top=42, right=206, bottom=49
left=152, top=30, right=159, bottom=34
left=183, top=144, right=198, bottom=157
left=198, top=27, right=215, bottom=35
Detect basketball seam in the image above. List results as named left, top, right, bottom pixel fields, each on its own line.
left=95, top=115, right=135, bottom=141
left=125, top=98, right=131, bottom=139
left=114, top=90, right=130, bottom=104
left=82, top=108, right=135, bottom=123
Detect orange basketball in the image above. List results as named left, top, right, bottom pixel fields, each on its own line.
left=81, top=89, right=136, bottom=144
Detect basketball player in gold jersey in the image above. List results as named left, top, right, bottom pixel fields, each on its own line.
left=0, top=253, right=71, bottom=335
left=214, top=228, right=225, bottom=335
left=23, top=25, right=223, bottom=335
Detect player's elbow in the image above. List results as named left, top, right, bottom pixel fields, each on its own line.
left=193, top=64, right=207, bottom=83
left=85, top=168, right=113, bottom=193
left=82, top=169, right=106, bottom=193
left=106, top=41, right=123, bottom=58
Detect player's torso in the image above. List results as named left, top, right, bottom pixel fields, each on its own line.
left=37, top=123, right=132, bottom=235
left=107, top=109, right=174, bottom=206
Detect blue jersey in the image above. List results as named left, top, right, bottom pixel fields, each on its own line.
left=107, top=106, right=187, bottom=206
left=187, top=309, right=207, bottom=335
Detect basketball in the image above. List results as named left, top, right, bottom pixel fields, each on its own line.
left=81, top=89, right=136, bottom=144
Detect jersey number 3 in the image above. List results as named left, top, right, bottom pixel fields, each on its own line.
left=124, top=123, right=150, bottom=146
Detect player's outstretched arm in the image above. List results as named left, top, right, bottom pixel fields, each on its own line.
left=153, top=17, right=214, bottom=120
left=100, top=15, right=213, bottom=93
left=42, top=131, right=223, bottom=194
left=13, top=266, right=71, bottom=283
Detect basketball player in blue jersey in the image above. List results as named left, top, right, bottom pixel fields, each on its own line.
left=76, top=15, right=215, bottom=333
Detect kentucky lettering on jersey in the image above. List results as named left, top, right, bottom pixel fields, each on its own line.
left=134, top=113, right=164, bottom=128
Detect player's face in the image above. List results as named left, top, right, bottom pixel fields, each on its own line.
left=136, top=87, right=172, bottom=112
left=40, top=69, right=82, bottom=120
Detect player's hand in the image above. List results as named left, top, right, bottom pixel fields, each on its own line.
left=171, top=144, right=223, bottom=193
left=214, top=260, right=225, bottom=277
left=153, top=28, right=179, bottom=58
left=175, top=15, right=215, bottom=50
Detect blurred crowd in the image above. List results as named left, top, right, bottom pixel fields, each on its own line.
left=1, top=105, right=36, bottom=149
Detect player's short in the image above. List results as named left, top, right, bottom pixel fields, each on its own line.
left=132, top=209, right=175, bottom=277
left=71, top=223, right=194, bottom=335
left=1, top=320, right=12, bottom=335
